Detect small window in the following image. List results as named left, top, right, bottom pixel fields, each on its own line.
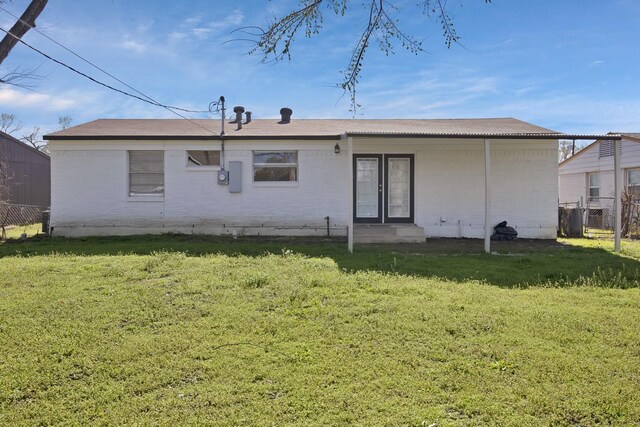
left=588, top=172, right=600, bottom=199
left=253, top=151, right=298, bottom=182
left=187, top=150, right=220, bottom=167
left=129, top=150, right=164, bottom=196
left=628, top=169, right=640, bottom=195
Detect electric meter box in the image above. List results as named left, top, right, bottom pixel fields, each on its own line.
left=217, top=170, right=229, bottom=185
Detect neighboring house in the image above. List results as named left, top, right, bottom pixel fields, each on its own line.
left=558, top=133, right=640, bottom=226
left=44, top=112, right=562, bottom=243
left=0, top=131, right=50, bottom=215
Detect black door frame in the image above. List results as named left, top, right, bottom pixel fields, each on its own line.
left=353, top=154, right=383, bottom=223
left=384, top=154, right=415, bottom=224
left=353, top=154, right=414, bottom=223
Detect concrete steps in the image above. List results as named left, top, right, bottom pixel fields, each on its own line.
left=353, top=224, right=426, bottom=244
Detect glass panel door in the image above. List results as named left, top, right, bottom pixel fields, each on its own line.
left=384, top=154, right=414, bottom=223
left=387, top=158, right=410, bottom=218
left=354, top=155, right=382, bottom=223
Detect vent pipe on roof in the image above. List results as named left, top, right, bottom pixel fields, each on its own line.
left=279, top=107, right=292, bottom=124
left=244, top=111, right=252, bottom=124
left=233, top=106, right=244, bottom=130
left=232, top=106, right=244, bottom=123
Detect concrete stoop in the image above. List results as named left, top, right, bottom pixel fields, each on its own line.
left=353, top=224, right=426, bottom=244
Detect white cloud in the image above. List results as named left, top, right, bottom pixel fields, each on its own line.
left=184, top=16, right=202, bottom=26
left=122, top=39, right=147, bottom=53
left=192, top=28, right=211, bottom=39
left=136, top=20, right=154, bottom=33
left=168, top=32, right=187, bottom=42
left=0, top=87, right=76, bottom=110
left=205, top=9, right=245, bottom=31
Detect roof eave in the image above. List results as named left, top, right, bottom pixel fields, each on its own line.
left=44, top=133, right=621, bottom=141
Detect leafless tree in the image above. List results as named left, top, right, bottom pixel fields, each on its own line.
left=559, top=140, right=586, bottom=162
left=58, top=115, right=72, bottom=130
left=0, top=112, right=22, bottom=135
left=244, top=0, right=491, bottom=111
left=20, top=126, right=44, bottom=151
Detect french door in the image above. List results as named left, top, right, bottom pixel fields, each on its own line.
left=353, top=154, right=414, bottom=223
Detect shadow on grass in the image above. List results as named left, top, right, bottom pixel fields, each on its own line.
left=2, top=234, right=639, bottom=288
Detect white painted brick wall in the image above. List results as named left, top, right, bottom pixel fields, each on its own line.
left=50, top=138, right=557, bottom=239
left=355, top=138, right=557, bottom=239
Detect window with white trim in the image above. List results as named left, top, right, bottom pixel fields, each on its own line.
left=129, top=150, right=164, bottom=196
left=628, top=169, right=640, bottom=195
left=187, top=150, right=220, bottom=167
left=253, top=151, right=298, bottom=182
left=588, top=172, right=599, bottom=199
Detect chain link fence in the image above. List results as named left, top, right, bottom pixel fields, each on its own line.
left=0, top=203, right=46, bottom=227
left=559, top=194, right=640, bottom=239
left=585, top=196, right=615, bottom=236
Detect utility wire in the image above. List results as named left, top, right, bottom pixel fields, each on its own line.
left=0, top=24, right=220, bottom=136
left=0, top=5, right=209, bottom=114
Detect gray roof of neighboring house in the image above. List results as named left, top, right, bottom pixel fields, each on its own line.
left=618, top=133, right=640, bottom=141
left=0, top=130, right=50, bottom=159
left=45, top=117, right=566, bottom=140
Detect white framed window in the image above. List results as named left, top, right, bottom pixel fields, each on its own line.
left=588, top=172, right=600, bottom=199
left=627, top=169, right=640, bottom=195
left=129, top=150, right=164, bottom=196
left=253, top=151, right=298, bottom=182
left=186, top=150, right=220, bottom=168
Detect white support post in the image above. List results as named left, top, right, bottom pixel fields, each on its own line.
left=347, top=136, right=354, bottom=253
left=614, top=138, right=622, bottom=252
left=484, top=139, right=492, bottom=254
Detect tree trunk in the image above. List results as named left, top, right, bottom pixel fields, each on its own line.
left=0, top=0, right=48, bottom=66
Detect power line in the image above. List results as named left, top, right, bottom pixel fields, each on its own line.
left=0, top=24, right=220, bottom=135
left=0, top=5, right=210, bottom=115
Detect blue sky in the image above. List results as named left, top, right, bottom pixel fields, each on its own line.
left=0, top=0, right=638, bottom=137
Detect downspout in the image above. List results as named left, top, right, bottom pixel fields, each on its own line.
left=347, top=134, right=353, bottom=253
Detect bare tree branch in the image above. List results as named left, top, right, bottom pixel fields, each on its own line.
left=58, top=115, right=72, bottom=130
left=242, top=0, right=491, bottom=112
left=0, top=113, right=22, bottom=135
left=20, top=126, right=45, bottom=151
left=0, top=64, right=45, bottom=89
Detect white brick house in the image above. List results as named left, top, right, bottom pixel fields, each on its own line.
left=559, top=133, right=640, bottom=204
left=44, top=114, right=563, bottom=248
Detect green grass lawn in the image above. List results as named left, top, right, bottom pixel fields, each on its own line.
left=1, top=232, right=639, bottom=425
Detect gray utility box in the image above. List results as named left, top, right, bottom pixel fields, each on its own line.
left=229, top=161, right=242, bottom=193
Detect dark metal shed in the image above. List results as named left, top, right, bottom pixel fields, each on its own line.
left=0, top=131, right=50, bottom=225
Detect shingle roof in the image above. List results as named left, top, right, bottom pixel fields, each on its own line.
left=45, top=117, right=562, bottom=140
